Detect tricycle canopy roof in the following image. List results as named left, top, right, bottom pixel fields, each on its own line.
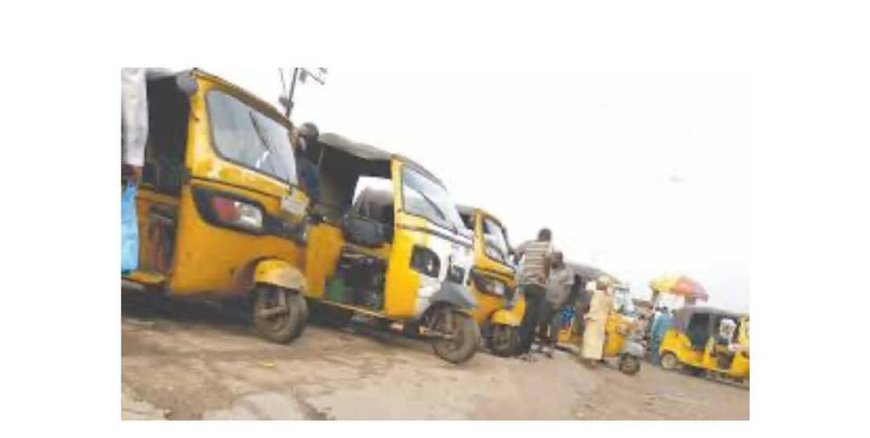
left=566, top=262, right=621, bottom=285
left=149, top=68, right=291, bottom=128
left=671, top=306, right=745, bottom=333
left=316, top=133, right=444, bottom=186
left=456, top=205, right=475, bottom=217
left=456, top=205, right=500, bottom=220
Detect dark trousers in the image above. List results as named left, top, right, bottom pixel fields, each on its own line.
left=538, top=302, right=564, bottom=347
left=517, top=284, right=546, bottom=354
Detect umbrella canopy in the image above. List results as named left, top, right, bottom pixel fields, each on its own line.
left=649, top=275, right=709, bottom=301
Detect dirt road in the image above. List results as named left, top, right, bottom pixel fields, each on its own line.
left=121, top=296, right=749, bottom=420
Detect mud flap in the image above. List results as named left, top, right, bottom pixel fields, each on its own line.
left=621, top=339, right=646, bottom=358
left=491, top=308, right=521, bottom=327
left=429, top=281, right=477, bottom=312
left=253, top=259, right=307, bottom=292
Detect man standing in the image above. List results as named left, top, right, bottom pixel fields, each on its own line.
left=121, top=69, right=148, bottom=273
left=121, top=68, right=148, bottom=184
left=514, top=228, right=554, bottom=360
left=293, top=122, right=321, bottom=203
left=539, top=251, right=574, bottom=358
left=581, top=276, right=616, bottom=366
left=648, top=306, right=673, bottom=365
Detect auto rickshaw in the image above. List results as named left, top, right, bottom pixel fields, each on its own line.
left=457, top=206, right=526, bottom=357
left=658, top=306, right=750, bottom=383
left=557, top=272, right=645, bottom=375
left=301, top=133, right=480, bottom=364
left=122, top=69, right=311, bottom=343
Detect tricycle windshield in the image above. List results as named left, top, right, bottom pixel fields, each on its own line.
left=613, top=290, right=636, bottom=315
left=206, top=90, right=298, bottom=185
left=401, top=167, right=465, bottom=231
left=482, top=216, right=510, bottom=263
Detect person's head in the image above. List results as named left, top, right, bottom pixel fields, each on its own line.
left=299, top=122, right=319, bottom=144
left=551, top=251, right=564, bottom=268
left=294, top=122, right=319, bottom=155
left=537, top=228, right=552, bottom=242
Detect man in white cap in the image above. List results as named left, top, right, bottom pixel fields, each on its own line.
left=581, top=276, right=615, bottom=365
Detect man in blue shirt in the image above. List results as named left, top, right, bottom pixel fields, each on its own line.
left=294, top=122, right=321, bottom=203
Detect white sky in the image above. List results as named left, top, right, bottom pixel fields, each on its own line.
left=207, top=68, right=750, bottom=313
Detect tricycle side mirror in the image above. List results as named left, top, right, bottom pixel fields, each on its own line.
left=309, top=211, right=325, bottom=225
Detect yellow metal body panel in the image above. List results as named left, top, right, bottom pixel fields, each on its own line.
left=303, top=223, right=345, bottom=299
left=465, top=208, right=523, bottom=327
left=126, top=70, right=308, bottom=299
left=383, top=210, right=427, bottom=318
left=490, top=307, right=522, bottom=327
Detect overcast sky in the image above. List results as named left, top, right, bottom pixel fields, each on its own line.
left=206, top=68, right=750, bottom=313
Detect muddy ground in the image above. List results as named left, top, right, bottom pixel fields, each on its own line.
left=121, top=294, right=749, bottom=420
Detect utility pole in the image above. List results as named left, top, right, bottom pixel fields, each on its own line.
left=279, top=67, right=327, bottom=118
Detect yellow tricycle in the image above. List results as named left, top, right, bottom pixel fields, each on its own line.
left=123, top=69, right=312, bottom=343
left=457, top=206, right=526, bottom=357
left=302, top=134, right=480, bottom=363
left=658, top=306, right=750, bottom=384
left=558, top=276, right=645, bottom=375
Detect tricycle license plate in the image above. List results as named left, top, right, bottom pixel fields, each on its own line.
left=280, top=195, right=307, bottom=216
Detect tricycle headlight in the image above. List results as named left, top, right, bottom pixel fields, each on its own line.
left=471, top=270, right=508, bottom=297
left=211, top=196, right=264, bottom=232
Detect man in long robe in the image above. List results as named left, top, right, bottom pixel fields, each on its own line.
left=581, top=276, right=615, bottom=362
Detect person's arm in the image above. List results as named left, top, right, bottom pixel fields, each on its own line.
left=514, top=240, right=529, bottom=258
left=121, top=68, right=149, bottom=170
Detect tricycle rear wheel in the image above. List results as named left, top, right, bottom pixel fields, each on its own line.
left=252, top=285, right=307, bottom=344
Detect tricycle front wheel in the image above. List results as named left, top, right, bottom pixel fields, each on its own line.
left=618, top=354, right=642, bottom=375
left=431, top=309, right=480, bottom=364
left=488, top=324, right=519, bottom=357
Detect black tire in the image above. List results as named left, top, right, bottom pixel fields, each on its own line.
left=488, top=324, right=519, bottom=357
left=252, top=285, right=307, bottom=344
left=431, top=309, right=480, bottom=364
left=288, top=293, right=308, bottom=340
left=619, top=354, right=642, bottom=375
left=659, top=351, right=679, bottom=371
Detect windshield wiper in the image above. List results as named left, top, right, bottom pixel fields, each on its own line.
left=417, top=190, right=447, bottom=222
left=248, top=111, right=276, bottom=171
left=412, top=188, right=460, bottom=232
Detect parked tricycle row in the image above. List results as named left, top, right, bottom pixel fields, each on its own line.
left=122, top=69, right=542, bottom=364
left=123, top=70, right=666, bottom=371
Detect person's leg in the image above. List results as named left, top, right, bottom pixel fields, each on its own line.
left=516, top=286, right=534, bottom=355
left=517, top=286, right=542, bottom=356
left=540, top=305, right=559, bottom=358
left=549, top=307, right=562, bottom=344
left=536, top=303, right=553, bottom=353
